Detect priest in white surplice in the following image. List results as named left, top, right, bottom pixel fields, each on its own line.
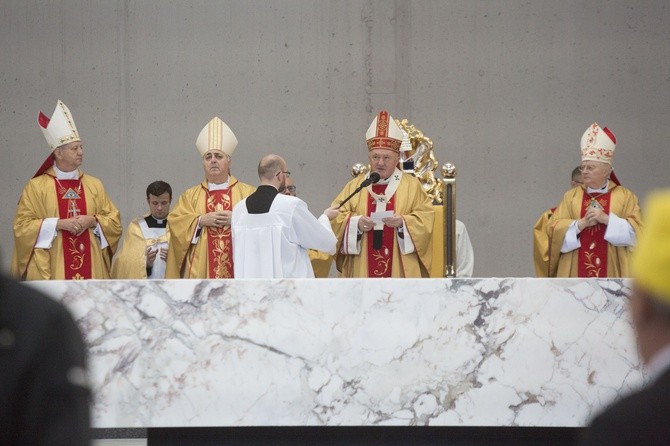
left=232, top=155, right=339, bottom=278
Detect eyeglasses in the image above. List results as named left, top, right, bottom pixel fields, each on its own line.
left=276, top=171, right=291, bottom=177
left=286, top=186, right=296, bottom=192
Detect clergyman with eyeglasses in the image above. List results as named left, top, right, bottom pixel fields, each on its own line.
left=546, top=123, right=643, bottom=277
left=329, top=110, right=434, bottom=278
left=279, top=175, right=336, bottom=277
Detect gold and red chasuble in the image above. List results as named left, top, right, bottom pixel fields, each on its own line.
left=366, top=184, right=395, bottom=278
left=205, top=188, right=234, bottom=278
left=54, top=178, right=92, bottom=279
left=577, top=191, right=612, bottom=277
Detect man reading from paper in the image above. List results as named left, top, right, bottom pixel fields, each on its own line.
left=330, top=110, right=434, bottom=278
left=112, top=180, right=172, bottom=279
left=11, top=100, right=122, bottom=280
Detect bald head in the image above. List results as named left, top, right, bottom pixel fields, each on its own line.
left=257, top=154, right=290, bottom=191
left=258, top=155, right=286, bottom=180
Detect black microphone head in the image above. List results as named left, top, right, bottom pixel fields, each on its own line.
left=369, top=172, right=381, bottom=183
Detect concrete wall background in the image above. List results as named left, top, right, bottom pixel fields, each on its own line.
left=1, top=0, right=669, bottom=277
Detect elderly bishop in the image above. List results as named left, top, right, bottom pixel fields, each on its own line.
left=11, top=100, right=122, bottom=280
left=330, top=110, right=434, bottom=277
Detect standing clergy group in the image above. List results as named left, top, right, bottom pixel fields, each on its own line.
left=40, top=98, right=670, bottom=281
left=10, top=102, right=458, bottom=281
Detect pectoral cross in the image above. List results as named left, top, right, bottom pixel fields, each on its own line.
left=67, top=199, right=81, bottom=218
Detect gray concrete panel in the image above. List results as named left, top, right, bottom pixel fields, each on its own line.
left=1, top=0, right=669, bottom=277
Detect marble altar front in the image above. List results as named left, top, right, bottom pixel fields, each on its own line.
left=28, top=278, right=644, bottom=429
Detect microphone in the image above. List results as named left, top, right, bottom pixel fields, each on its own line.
left=360, top=172, right=381, bottom=188
left=338, top=172, right=381, bottom=209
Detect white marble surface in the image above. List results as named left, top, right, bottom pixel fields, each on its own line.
left=28, top=278, right=645, bottom=428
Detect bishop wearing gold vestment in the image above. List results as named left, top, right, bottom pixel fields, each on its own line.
left=330, top=110, right=434, bottom=278
left=166, top=117, right=255, bottom=279
left=547, top=123, right=643, bottom=277
left=11, top=100, right=122, bottom=280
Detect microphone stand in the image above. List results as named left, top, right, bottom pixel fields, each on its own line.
left=337, top=173, right=380, bottom=209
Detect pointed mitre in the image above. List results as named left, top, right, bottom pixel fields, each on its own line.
left=366, top=110, right=404, bottom=152
left=580, top=122, right=616, bottom=165
left=38, top=100, right=81, bottom=150
left=195, top=117, right=238, bottom=157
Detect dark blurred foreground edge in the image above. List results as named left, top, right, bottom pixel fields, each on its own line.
left=145, top=426, right=581, bottom=446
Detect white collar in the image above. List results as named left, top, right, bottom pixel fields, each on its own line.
left=53, top=164, right=78, bottom=180
left=646, top=343, right=670, bottom=383
left=586, top=180, right=609, bottom=194
left=367, top=168, right=402, bottom=204
left=208, top=181, right=229, bottom=191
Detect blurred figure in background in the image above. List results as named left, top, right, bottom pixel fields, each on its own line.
left=533, top=166, right=582, bottom=277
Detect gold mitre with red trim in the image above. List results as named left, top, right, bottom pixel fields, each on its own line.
left=366, top=110, right=403, bottom=152
left=580, top=122, right=616, bottom=165
left=195, top=117, right=238, bottom=157
left=38, top=100, right=81, bottom=150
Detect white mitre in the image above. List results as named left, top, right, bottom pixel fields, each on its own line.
left=365, top=110, right=404, bottom=152
left=38, top=100, right=81, bottom=150
left=580, top=122, right=616, bottom=165
left=195, top=117, right=238, bottom=157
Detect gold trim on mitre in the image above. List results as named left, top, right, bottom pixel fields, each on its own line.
left=580, top=122, right=616, bottom=165
left=366, top=110, right=403, bottom=152
left=195, top=117, right=238, bottom=157
left=38, top=100, right=81, bottom=151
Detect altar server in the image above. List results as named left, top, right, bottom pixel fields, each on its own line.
left=11, top=100, right=122, bottom=280
left=232, top=154, right=338, bottom=278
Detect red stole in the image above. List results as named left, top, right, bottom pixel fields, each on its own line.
left=577, top=190, right=611, bottom=277
left=54, top=178, right=92, bottom=279
left=205, top=187, right=234, bottom=278
left=366, top=184, right=395, bottom=278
